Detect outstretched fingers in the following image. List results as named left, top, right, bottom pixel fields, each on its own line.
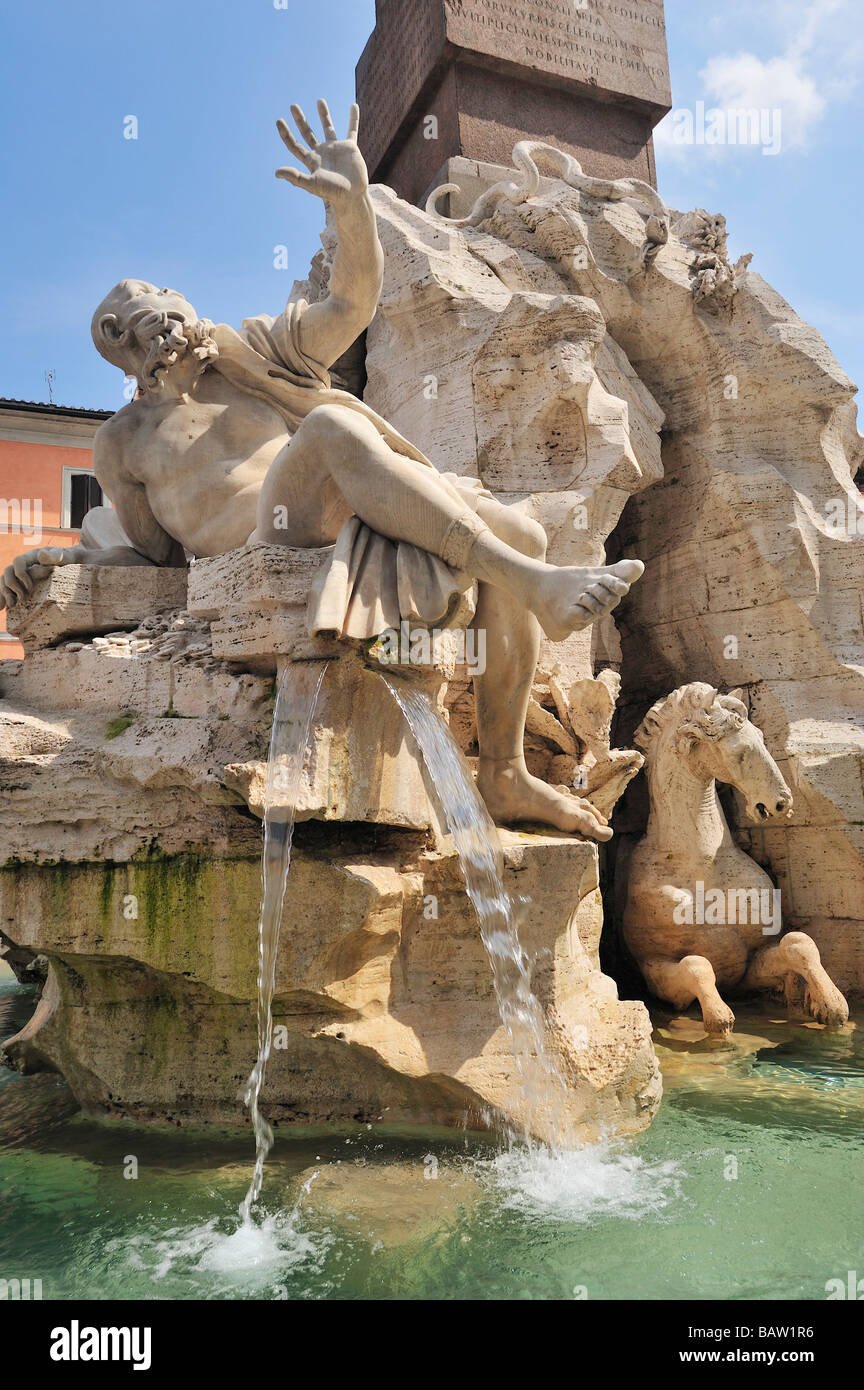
left=317, top=98, right=338, bottom=142
left=289, top=103, right=319, bottom=149
left=276, top=118, right=316, bottom=170
left=275, top=165, right=318, bottom=190
left=346, top=102, right=360, bottom=141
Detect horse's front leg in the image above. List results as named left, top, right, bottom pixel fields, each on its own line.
left=744, top=932, right=849, bottom=1027
left=643, top=955, right=736, bottom=1037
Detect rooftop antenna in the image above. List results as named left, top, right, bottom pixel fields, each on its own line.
left=43, top=368, right=56, bottom=405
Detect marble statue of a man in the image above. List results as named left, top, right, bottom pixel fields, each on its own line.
left=1, top=101, right=643, bottom=840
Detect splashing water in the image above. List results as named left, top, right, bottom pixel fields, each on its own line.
left=383, top=677, right=573, bottom=1147
left=115, top=1170, right=330, bottom=1290
left=480, top=1144, right=682, bottom=1222
left=240, top=661, right=328, bottom=1222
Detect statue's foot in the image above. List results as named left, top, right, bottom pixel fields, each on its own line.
left=477, top=757, right=613, bottom=841
left=803, top=977, right=849, bottom=1027
left=531, top=559, right=644, bottom=642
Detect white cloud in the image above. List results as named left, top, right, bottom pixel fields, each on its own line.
left=700, top=52, right=825, bottom=149
left=656, top=0, right=858, bottom=159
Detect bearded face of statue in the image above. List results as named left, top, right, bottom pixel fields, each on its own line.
left=91, top=280, right=218, bottom=392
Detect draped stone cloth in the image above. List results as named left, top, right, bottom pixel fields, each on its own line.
left=210, top=301, right=484, bottom=639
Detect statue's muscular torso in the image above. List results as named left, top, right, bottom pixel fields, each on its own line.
left=97, top=368, right=292, bottom=558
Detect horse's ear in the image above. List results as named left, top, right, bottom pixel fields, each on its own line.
left=728, top=687, right=745, bottom=703
left=675, top=726, right=700, bottom=755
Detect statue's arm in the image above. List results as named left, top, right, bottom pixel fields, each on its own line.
left=297, top=195, right=383, bottom=369
left=274, top=101, right=384, bottom=370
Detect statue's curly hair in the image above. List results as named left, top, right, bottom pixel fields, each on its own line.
left=634, top=682, right=747, bottom=756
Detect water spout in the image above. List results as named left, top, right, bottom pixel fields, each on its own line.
left=383, top=676, right=572, bottom=1146
left=240, top=660, right=328, bottom=1222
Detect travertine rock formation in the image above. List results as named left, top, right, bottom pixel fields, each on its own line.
left=0, top=559, right=659, bottom=1137
left=397, top=150, right=864, bottom=993
left=3, top=131, right=860, bottom=1142
left=364, top=174, right=665, bottom=697
left=604, top=212, right=864, bottom=995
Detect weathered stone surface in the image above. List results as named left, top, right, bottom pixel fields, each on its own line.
left=5, top=564, right=188, bottom=652
left=0, top=615, right=275, bottom=863
left=594, top=216, right=864, bottom=991
left=0, top=835, right=659, bottom=1136
left=226, top=653, right=451, bottom=835
left=0, top=641, right=451, bottom=846
left=365, top=174, right=665, bottom=701
left=188, top=542, right=473, bottom=674
left=188, top=545, right=341, bottom=668
left=0, top=704, right=263, bottom=864
left=402, top=152, right=864, bottom=991
left=0, top=493, right=659, bottom=1133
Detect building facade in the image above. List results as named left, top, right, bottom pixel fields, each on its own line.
left=0, top=399, right=112, bottom=659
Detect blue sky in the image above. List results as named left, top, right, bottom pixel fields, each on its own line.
left=0, top=0, right=861, bottom=411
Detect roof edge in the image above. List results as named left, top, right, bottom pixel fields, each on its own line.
left=0, top=398, right=113, bottom=422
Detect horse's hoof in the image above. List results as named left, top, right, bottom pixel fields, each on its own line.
left=805, top=986, right=849, bottom=1028
left=703, top=1002, right=735, bottom=1036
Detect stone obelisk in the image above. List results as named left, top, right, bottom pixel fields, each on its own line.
left=356, top=0, right=672, bottom=206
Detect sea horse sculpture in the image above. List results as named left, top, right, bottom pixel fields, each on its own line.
left=621, top=683, right=849, bottom=1035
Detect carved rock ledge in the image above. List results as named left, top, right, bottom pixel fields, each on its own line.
left=6, top=563, right=188, bottom=653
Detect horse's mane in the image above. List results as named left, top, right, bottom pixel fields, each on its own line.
left=634, top=683, right=748, bottom=756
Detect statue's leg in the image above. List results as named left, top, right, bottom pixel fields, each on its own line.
left=251, top=404, right=643, bottom=640
left=744, top=933, right=849, bottom=1026
left=642, top=954, right=736, bottom=1036
left=469, top=498, right=612, bottom=841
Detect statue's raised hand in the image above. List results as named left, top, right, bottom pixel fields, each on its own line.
left=276, top=100, right=367, bottom=209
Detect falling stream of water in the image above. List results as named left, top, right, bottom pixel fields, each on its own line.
left=383, top=676, right=572, bottom=1146
left=240, top=660, right=328, bottom=1222
left=240, top=659, right=571, bottom=1225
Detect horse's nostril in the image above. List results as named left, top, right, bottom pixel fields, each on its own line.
left=776, top=800, right=787, bottom=813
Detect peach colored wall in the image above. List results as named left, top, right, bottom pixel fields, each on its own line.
left=0, top=437, right=91, bottom=660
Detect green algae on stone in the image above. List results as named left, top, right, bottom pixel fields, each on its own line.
left=105, top=714, right=138, bottom=740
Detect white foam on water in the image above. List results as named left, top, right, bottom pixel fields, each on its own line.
left=196, top=1214, right=318, bottom=1274
left=479, top=1142, right=683, bottom=1223
left=114, top=1207, right=331, bottom=1290
left=115, top=1166, right=333, bottom=1291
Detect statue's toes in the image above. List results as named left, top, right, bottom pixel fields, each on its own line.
left=610, top=558, right=644, bottom=585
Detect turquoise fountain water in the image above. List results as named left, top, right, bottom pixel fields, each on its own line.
left=4, top=967, right=861, bottom=1299
left=239, top=660, right=328, bottom=1221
